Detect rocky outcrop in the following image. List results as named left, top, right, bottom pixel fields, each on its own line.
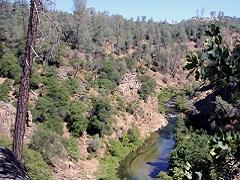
left=0, top=147, right=30, bottom=180
left=117, top=72, right=140, bottom=102
left=187, top=84, right=240, bottom=132
left=0, top=101, right=34, bottom=143
left=0, top=102, right=16, bottom=139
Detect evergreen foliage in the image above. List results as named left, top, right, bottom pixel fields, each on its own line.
left=138, top=75, right=156, bottom=101
left=87, top=96, right=112, bottom=136
left=0, top=52, right=21, bottom=83
left=0, top=79, right=11, bottom=101
left=157, top=88, right=175, bottom=114
left=67, top=101, right=88, bottom=137
left=99, top=127, right=142, bottom=179
left=63, top=137, right=80, bottom=161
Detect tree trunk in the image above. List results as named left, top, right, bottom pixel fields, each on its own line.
left=13, top=0, right=41, bottom=161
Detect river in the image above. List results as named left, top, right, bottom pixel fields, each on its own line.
left=118, top=99, right=178, bottom=180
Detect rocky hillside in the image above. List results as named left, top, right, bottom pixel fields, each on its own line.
left=1, top=1, right=240, bottom=179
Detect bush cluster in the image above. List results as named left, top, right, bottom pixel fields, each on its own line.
left=97, top=58, right=128, bottom=95
left=67, top=101, right=88, bottom=137
left=99, top=127, right=142, bottom=179
left=29, top=127, right=66, bottom=164
left=168, top=116, right=213, bottom=179
left=0, top=79, right=11, bottom=101
left=175, top=94, right=188, bottom=111
left=87, top=96, right=113, bottom=136
left=24, top=149, right=53, bottom=180
left=157, top=88, right=174, bottom=114
left=0, top=52, right=21, bottom=83
left=63, top=137, right=80, bottom=161
left=138, top=75, right=156, bottom=101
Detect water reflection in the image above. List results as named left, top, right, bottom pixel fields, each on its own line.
left=118, top=100, right=178, bottom=180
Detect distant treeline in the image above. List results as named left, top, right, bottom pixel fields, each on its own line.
left=1, top=0, right=240, bottom=75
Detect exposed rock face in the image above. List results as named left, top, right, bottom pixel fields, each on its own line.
left=187, top=84, right=240, bottom=132
left=0, top=147, right=30, bottom=180
left=0, top=102, right=16, bottom=139
left=0, top=101, right=34, bottom=143
left=117, top=72, right=140, bottom=102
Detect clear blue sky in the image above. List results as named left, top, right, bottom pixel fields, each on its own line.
left=55, top=0, right=240, bottom=22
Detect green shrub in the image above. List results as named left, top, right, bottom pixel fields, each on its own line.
left=24, top=149, right=53, bottom=180
left=42, top=118, right=64, bottom=135
left=98, top=78, right=115, bottom=95
left=99, top=139, right=131, bottom=180
left=33, top=76, right=71, bottom=134
left=30, top=64, right=43, bottom=89
left=63, top=137, right=80, bottom=161
left=87, top=97, right=113, bottom=136
left=169, top=116, right=212, bottom=179
left=123, top=127, right=142, bottom=147
left=29, top=127, right=66, bottom=164
left=158, top=104, right=167, bottom=114
left=138, top=75, right=156, bottom=101
left=126, top=101, right=138, bottom=114
left=67, top=101, right=88, bottom=137
left=0, top=52, right=21, bottom=83
left=98, top=57, right=128, bottom=91
left=0, top=79, right=11, bottom=101
left=99, top=129, right=142, bottom=179
left=157, top=88, right=174, bottom=114
left=99, top=59, right=122, bottom=85
left=99, top=155, right=119, bottom=180
left=85, top=72, right=97, bottom=89
left=33, top=96, right=56, bottom=121
left=43, top=76, right=70, bottom=108
left=158, top=88, right=174, bottom=103
left=65, top=78, right=79, bottom=95
left=108, top=139, right=130, bottom=159
left=116, top=96, right=127, bottom=112
left=175, top=95, right=188, bottom=111
left=0, top=136, right=12, bottom=148
left=33, top=96, right=64, bottom=135
left=157, top=172, right=173, bottom=180
left=124, top=57, right=136, bottom=70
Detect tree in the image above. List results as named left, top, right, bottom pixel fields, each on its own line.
left=72, top=0, right=89, bottom=50
left=13, top=0, right=41, bottom=161
left=138, top=75, right=156, bottom=101
left=67, top=101, right=88, bottom=137
left=73, top=0, right=86, bottom=13
left=87, top=97, right=112, bottom=136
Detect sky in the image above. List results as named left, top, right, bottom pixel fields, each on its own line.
left=55, top=0, right=240, bottom=22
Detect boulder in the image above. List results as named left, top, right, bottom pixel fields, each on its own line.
left=0, top=101, right=33, bottom=142
left=0, top=147, right=30, bottom=179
